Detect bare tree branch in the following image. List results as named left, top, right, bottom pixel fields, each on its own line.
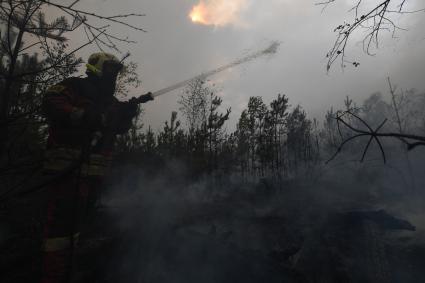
left=320, top=0, right=424, bottom=70
left=326, top=110, right=425, bottom=164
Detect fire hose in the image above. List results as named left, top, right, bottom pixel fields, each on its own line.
left=131, top=41, right=280, bottom=102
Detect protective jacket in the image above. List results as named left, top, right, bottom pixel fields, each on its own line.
left=43, top=76, right=136, bottom=150
left=42, top=76, right=138, bottom=176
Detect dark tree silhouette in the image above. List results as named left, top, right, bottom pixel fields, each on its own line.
left=0, top=0, right=145, bottom=199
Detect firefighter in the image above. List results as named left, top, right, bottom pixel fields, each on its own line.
left=40, top=52, right=153, bottom=283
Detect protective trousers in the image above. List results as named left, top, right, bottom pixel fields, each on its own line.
left=40, top=174, right=99, bottom=283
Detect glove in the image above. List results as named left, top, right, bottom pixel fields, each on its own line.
left=138, top=92, right=154, bottom=103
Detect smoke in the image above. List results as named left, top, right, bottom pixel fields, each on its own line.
left=189, top=0, right=248, bottom=27
left=94, top=148, right=425, bottom=282
left=94, top=88, right=425, bottom=280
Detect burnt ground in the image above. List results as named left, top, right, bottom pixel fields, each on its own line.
left=1, top=171, right=425, bottom=283
left=79, top=173, right=425, bottom=283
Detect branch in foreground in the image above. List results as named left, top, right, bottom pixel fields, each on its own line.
left=326, top=110, right=425, bottom=164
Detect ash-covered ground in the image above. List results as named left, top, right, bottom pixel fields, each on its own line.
left=1, top=152, right=424, bottom=283
left=79, top=152, right=425, bottom=283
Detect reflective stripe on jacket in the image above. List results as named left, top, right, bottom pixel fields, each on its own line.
left=43, top=147, right=113, bottom=177
left=43, top=233, right=80, bottom=252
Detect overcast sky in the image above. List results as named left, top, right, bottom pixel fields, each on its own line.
left=66, top=0, right=425, bottom=130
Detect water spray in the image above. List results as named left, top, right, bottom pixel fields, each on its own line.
left=133, top=41, right=280, bottom=103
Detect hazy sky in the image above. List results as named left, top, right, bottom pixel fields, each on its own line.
left=66, top=0, right=425, bottom=130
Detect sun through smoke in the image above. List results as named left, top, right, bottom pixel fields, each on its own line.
left=189, top=0, right=247, bottom=27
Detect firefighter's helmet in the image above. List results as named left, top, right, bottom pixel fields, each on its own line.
left=86, top=52, right=123, bottom=77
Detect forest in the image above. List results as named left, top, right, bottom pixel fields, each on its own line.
left=1, top=0, right=425, bottom=282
